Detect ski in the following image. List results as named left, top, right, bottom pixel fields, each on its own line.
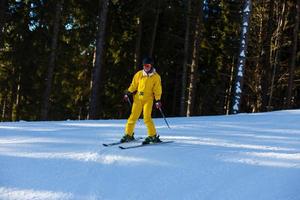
left=119, top=141, right=173, bottom=149
left=102, top=137, right=143, bottom=147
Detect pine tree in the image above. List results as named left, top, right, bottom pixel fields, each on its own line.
left=41, top=1, right=64, bottom=120
left=89, top=0, right=109, bottom=119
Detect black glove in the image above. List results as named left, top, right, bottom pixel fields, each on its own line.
left=155, top=100, right=162, bottom=109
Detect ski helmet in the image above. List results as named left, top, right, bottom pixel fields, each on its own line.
left=142, top=57, right=154, bottom=65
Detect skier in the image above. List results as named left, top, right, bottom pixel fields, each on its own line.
left=121, top=57, right=162, bottom=144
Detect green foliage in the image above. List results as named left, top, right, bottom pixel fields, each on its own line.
left=0, top=0, right=299, bottom=121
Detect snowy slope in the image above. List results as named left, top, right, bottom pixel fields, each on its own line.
left=1, top=110, right=300, bottom=200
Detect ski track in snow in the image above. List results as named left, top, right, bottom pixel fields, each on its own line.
left=1, top=110, right=300, bottom=200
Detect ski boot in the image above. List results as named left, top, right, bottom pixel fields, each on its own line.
left=142, top=135, right=161, bottom=145
left=120, top=134, right=135, bottom=143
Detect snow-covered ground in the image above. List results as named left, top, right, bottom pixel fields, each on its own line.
left=1, top=110, right=300, bottom=200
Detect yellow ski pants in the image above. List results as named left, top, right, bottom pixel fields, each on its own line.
left=125, top=97, right=156, bottom=137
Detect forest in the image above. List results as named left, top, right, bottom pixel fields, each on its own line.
left=0, top=0, right=299, bottom=121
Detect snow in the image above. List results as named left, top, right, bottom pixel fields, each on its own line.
left=1, top=110, right=300, bottom=200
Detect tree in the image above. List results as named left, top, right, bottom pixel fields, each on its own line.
left=89, top=0, right=109, bottom=119
left=134, top=3, right=144, bottom=70
left=260, top=0, right=274, bottom=111
left=148, top=0, right=161, bottom=57
left=0, top=0, right=7, bottom=48
left=186, top=0, right=203, bottom=116
left=40, top=0, right=64, bottom=120
left=245, top=0, right=273, bottom=112
left=179, top=0, right=191, bottom=116
left=267, top=1, right=288, bottom=110
left=232, top=0, right=252, bottom=114
left=286, top=0, right=300, bottom=108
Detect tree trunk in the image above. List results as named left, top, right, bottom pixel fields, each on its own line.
left=0, top=0, right=8, bottom=120
left=172, top=65, right=180, bottom=115
left=134, top=2, right=146, bottom=70
left=180, top=0, right=191, bottom=116
left=186, top=0, right=203, bottom=117
left=232, top=0, right=252, bottom=114
left=89, top=0, right=109, bottom=119
left=286, top=0, right=300, bottom=108
left=186, top=32, right=199, bottom=116
left=40, top=0, right=64, bottom=120
left=268, top=1, right=287, bottom=110
left=0, top=0, right=7, bottom=48
left=252, top=7, right=265, bottom=113
left=225, top=57, right=235, bottom=115
left=148, top=0, right=160, bottom=57
left=134, top=15, right=143, bottom=70
left=12, top=74, right=21, bottom=121
left=260, top=0, right=274, bottom=111
left=1, top=94, right=7, bottom=121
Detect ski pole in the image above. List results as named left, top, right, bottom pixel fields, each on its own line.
left=158, top=107, right=171, bottom=129
left=127, top=97, right=132, bottom=108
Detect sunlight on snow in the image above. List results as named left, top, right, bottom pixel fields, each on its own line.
left=162, top=135, right=295, bottom=151
left=0, top=136, right=95, bottom=146
left=224, top=158, right=300, bottom=169
left=0, top=125, right=64, bottom=132
left=0, top=150, right=161, bottom=165
left=244, top=152, right=300, bottom=160
left=58, top=122, right=124, bottom=128
left=223, top=152, right=300, bottom=169
left=0, top=137, right=66, bottom=144
left=0, top=187, right=73, bottom=200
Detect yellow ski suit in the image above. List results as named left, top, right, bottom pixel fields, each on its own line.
left=125, top=69, right=162, bottom=137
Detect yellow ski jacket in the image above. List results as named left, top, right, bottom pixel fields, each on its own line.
left=127, top=69, right=162, bottom=101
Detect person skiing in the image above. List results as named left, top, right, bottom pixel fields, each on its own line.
left=121, top=56, right=162, bottom=144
